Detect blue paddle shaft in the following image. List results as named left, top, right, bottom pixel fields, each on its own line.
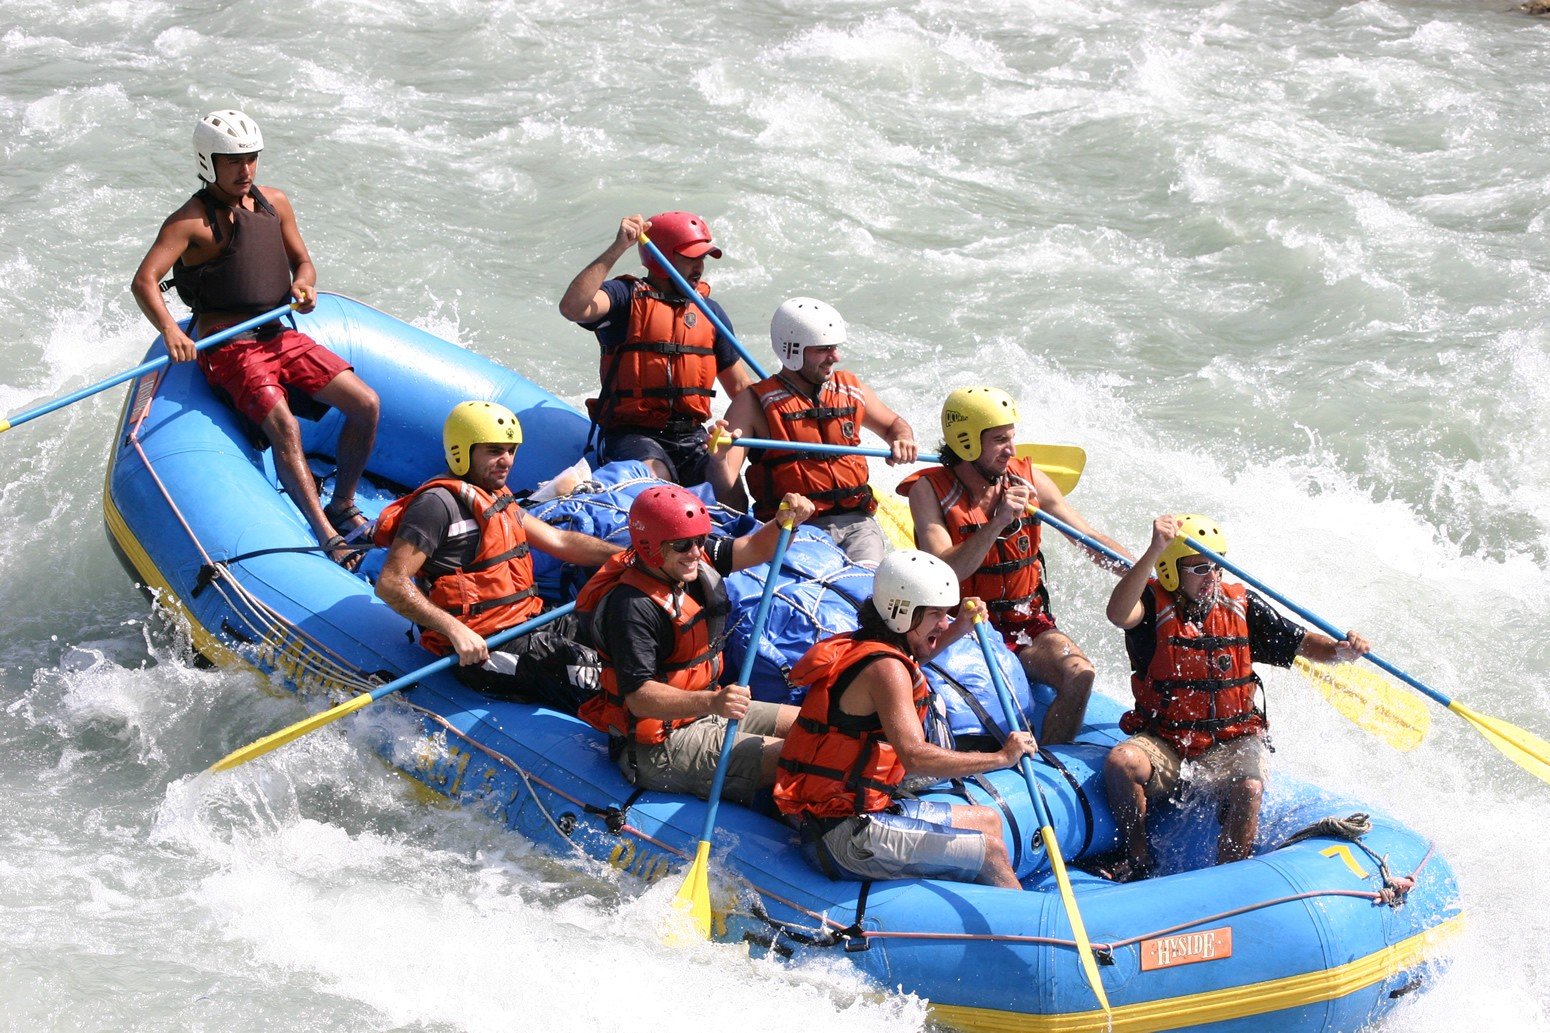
left=972, top=619, right=1057, bottom=830
left=366, top=602, right=577, bottom=704
left=638, top=237, right=769, bottom=379
left=726, top=435, right=940, bottom=463
left=697, top=523, right=795, bottom=837
left=2, top=302, right=295, bottom=432
left=1181, top=537, right=1451, bottom=709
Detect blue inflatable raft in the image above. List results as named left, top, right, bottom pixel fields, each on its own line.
left=103, top=294, right=1462, bottom=1032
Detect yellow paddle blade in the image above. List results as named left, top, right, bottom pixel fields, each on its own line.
left=208, top=691, right=376, bottom=773
left=1451, top=700, right=1550, bottom=784
left=663, top=840, right=713, bottom=946
left=1016, top=443, right=1086, bottom=496
left=1040, top=825, right=1112, bottom=1015
left=876, top=494, right=916, bottom=551
left=1292, top=658, right=1430, bottom=752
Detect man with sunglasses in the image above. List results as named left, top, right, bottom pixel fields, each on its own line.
left=578, top=484, right=816, bottom=802
left=1101, top=513, right=1370, bottom=882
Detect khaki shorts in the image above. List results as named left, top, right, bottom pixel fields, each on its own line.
left=618, top=701, right=783, bottom=805
left=1125, top=731, right=1270, bottom=801
left=810, top=512, right=886, bottom=567
left=806, top=799, right=987, bottom=883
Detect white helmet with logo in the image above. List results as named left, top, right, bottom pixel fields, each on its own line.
left=872, top=550, right=960, bottom=634
left=770, top=297, right=845, bottom=372
left=194, top=109, right=263, bottom=184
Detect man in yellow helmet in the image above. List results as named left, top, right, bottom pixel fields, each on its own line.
left=374, top=401, right=622, bottom=710
left=1102, top=513, right=1370, bottom=881
left=902, top=386, right=1131, bottom=744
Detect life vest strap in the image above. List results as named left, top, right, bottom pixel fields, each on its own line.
left=461, top=541, right=530, bottom=574
left=1164, top=634, right=1251, bottom=650
left=442, top=586, right=536, bottom=617
left=614, top=339, right=717, bottom=358
left=780, top=404, right=857, bottom=422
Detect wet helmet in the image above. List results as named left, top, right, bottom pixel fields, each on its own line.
left=443, top=400, right=522, bottom=477
left=640, top=211, right=722, bottom=278
left=1155, top=514, right=1227, bottom=592
left=872, top=550, right=960, bottom=634
left=940, top=386, right=1019, bottom=463
left=770, top=297, right=846, bottom=372
left=194, top=109, right=263, bottom=184
left=629, top=485, right=712, bottom=566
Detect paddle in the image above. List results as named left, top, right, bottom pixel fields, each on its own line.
left=969, top=602, right=1111, bottom=1016
left=1026, top=505, right=1430, bottom=753
left=1182, top=535, right=1550, bottom=784
left=0, top=303, right=297, bottom=434
left=638, top=232, right=770, bottom=378
left=665, top=512, right=796, bottom=944
left=707, top=427, right=1087, bottom=496
left=208, top=603, right=577, bottom=773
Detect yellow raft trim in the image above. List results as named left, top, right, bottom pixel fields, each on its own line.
left=927, top=913, right=1464, bottom=1033
left=102, top=454, right=245, bottom=670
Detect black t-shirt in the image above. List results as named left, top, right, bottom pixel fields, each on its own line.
left=596, top=537, right=735, bottom=697
left=394, top=486, right=514, bottom=582
left=581, top=277, right=741, bottom=371
left=1123, top=584, right=1306, bottom=677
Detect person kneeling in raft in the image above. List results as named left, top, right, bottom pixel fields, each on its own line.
left=1102, top=514, right=1371, bottom=883
left=774, top=551, right=1038, bottom=889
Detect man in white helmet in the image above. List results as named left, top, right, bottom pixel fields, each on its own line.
left=774, top=550, right=1037, bottom=888
left=131, top=109, right=380, bottom=569
left=708, top=297, right=916, bottom=566
left=374, top=401, right=622, bottom=711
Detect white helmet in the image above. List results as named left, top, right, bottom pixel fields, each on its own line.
left=770, top=297, right=845, bottom=372
left=872, top=550, right=960, bottom=634
left=194, top=109, right=263, bottom=183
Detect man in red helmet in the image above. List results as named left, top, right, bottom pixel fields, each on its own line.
left=558, top=212, right=756, bottom=487
left=578, top=485, right=816, bottom=802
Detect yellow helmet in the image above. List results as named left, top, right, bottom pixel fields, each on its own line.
left=941, top=386, right=1019, bottom=462
left=1155, top=514, right=1227, bottom=592
left=444, top=400, right=522, bottom=476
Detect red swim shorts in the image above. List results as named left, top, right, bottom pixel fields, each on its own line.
left=197, top=325, right=351, bottom=426
left=998, top=608, right=1058, bottom=650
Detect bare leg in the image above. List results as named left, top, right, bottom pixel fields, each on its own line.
left=643, top=457, right=673, bottom=481
left=1017, top=631, right=1096, bottom=744
left=1216, top=777, right=1263, bottom=864
left=1103, top=743, right=1156, bottom=874
left=949, top=804, right=1021, bottom=889
left=259, top=397, right=343, bottom=559
left=311, top=371, right=379, bottom=521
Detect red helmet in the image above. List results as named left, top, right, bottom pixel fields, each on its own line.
left=629, top=485, right=712, bottom=566
left=640, top=211, right=722, bottom=277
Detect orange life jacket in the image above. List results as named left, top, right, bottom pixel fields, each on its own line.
left=590, top=277, right=719, bottom=431
left=897, top=456, right=1049, bottom=637
left=575, top=549, right=727, bottom=744
left=774, top=635, right=927, bottom=819
left=1120, top=580, right=1265, bottom=758
left=745, top=369, right=876, bottom=521
left=373, top=477, right=540, bottom=657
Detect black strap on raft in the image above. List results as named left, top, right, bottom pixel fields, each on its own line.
left=1036, top=747, right=1096, bottom=858
left=583, top=786, right=647, bottom=835
left=967, top=774, right=1024, bottom=871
